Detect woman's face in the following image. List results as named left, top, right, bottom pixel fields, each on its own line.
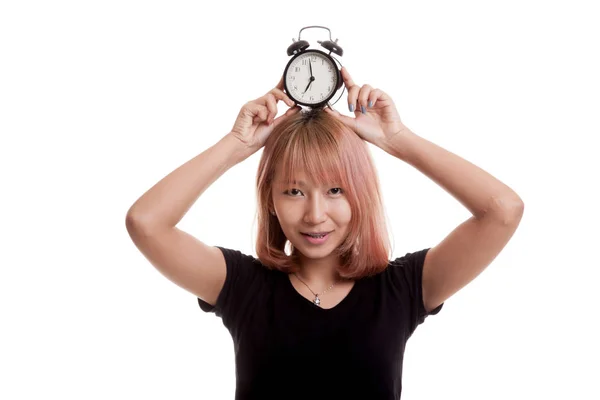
left=271, top=168, right=352, bottom=261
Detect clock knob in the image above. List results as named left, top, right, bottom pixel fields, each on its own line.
left=286, top=39, right=310, bottom=56
left=318, top=38, right=343, bottom=56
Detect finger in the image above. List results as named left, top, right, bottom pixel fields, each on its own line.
left=358, top=84, right=373, bottom=113
left=273, top=105, right=302, bottom=125
left=276, top=75, right=285, bottom=90
left=263, top=93, right=278, bottom=125
left=324, top=106, right=355, bottom=127
left=245, top=102, right=269, bottom=124
left=368, top=88, right=384, bottom=108
left=347, top=83, right=361, bottom=113
left=341, top=67, right=361, bottom=113
left=284, top=105, right=301, bottom=115
left=340, top=66, right=356, bottom=88
left=269, top=87, right=296, bottom=108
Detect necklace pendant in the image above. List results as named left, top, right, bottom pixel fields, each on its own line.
left=313, top=295, right=321, bottom=306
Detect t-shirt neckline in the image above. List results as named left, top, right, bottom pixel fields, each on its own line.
left=284, top=273, right=360, bottom=312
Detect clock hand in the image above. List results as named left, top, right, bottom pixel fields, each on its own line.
left=302, top=76, right=314, bottom=94
left=302, top=81, right=310, bottom=94
left=301, top=59, right=315, bottom=95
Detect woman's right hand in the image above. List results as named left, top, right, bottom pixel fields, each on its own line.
left=229, top=76, right=301, bottom=154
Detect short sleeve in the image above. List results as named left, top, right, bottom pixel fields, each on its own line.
left=387, top=247, right=444, bottom=335
left=197, top=246, right=268, bottom=331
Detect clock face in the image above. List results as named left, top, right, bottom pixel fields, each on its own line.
left=284, top=50, right=338, bottom=107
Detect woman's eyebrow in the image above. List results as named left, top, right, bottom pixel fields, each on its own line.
left=278, top=178, right=343, bottom=187
left=278, top=180, right=307, bottom=186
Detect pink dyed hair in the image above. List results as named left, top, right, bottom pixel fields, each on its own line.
left=253, top=108, right=394, bottom=279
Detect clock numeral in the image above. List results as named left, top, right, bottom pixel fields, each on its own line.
left=291, top=76, right=295, bottom=81
left=320, top=93, right=324, bottom=99
left=295, top=67, right=300, bottom=72
left=293, top=85, right=298, bottom=90
left=327, top=86, right=331, bottom=91
left=310, top=96, right=314, bottom=101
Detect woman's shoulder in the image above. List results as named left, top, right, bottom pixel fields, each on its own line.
left=215, top=246, right=281, bottom=276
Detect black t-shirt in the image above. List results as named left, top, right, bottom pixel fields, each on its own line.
left=197, top=246, right=444, bottom=399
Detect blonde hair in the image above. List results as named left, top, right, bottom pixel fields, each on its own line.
left=254, top=108, right=393, bottom=279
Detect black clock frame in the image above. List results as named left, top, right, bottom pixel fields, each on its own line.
left=283, top=49, right=342, bottom=109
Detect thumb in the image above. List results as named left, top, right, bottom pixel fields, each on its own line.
left=324, top=106, right=354, bottom=126
left=272, top=105, right=301, bottom=127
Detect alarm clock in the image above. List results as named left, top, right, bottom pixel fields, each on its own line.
left=283, top=26, right=345, bottom=109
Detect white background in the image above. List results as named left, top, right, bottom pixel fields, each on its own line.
left=1, top=1, right=598, bottom=399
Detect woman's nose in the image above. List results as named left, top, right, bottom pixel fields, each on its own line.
left=303, top=197, right=327, bottom=224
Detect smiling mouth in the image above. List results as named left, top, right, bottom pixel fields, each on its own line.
left=301, top=231, right=332, bottom=238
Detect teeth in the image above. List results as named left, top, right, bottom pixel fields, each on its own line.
left=308, top=233, right=326, bottom=238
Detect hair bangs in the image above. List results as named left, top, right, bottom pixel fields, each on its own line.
left=278, top=122, right=349, bottom=190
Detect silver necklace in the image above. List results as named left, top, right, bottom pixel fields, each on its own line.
left=293, top=273, right=337, bottom=307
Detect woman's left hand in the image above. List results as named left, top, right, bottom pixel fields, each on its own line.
left=324, top=66, right=408, bottom=147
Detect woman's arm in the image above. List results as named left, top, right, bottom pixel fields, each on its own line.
left=379, top=128, right=524, bottom=220
left=126, top=133, right=250, bottom=230
left=379, top=128, right=524, bottom=313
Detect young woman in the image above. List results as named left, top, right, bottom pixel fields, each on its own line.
left=126, top=66, right=524, bottom=399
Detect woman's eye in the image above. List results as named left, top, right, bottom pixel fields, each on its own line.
left=286, top=189, right=303, bottom=196
left=285, top=188, right=343, bottom=196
